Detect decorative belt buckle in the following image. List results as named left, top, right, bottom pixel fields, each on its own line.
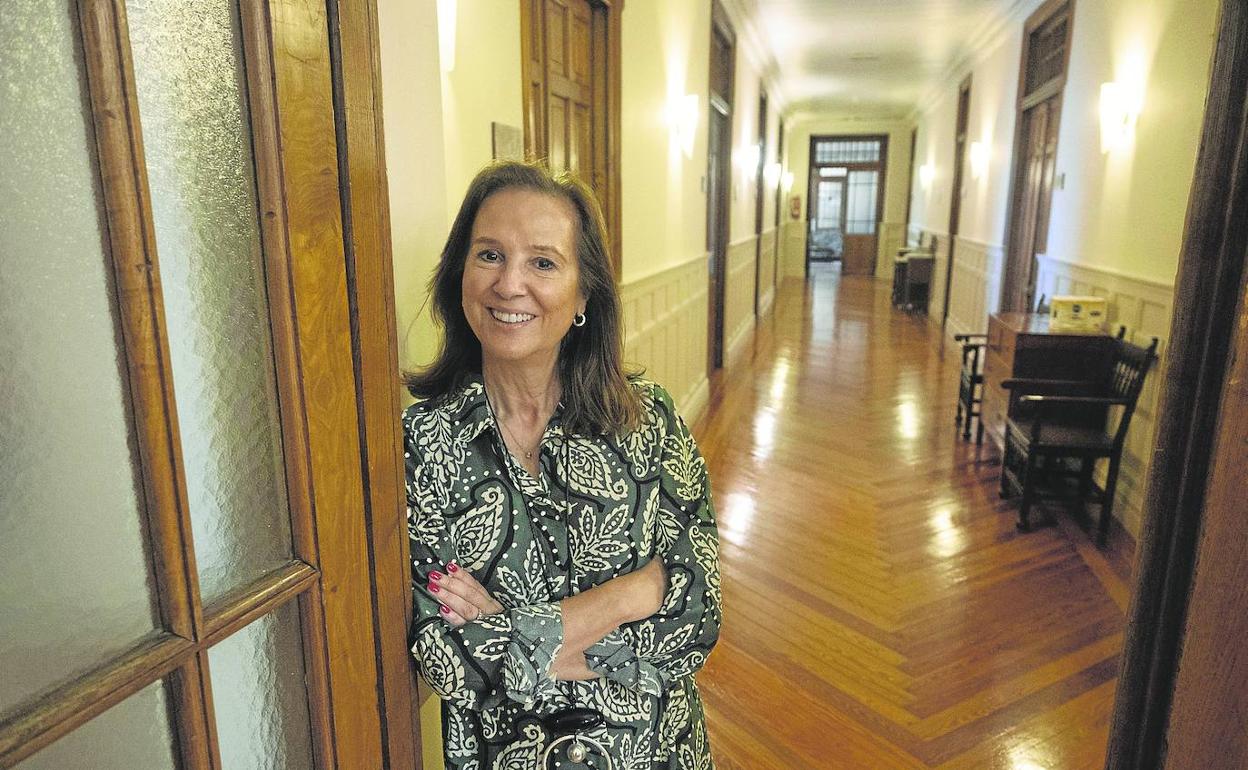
left=539, top=706, right=613, bottom=769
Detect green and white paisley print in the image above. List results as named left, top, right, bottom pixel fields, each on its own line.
left=404, top=377, right=722, bottom=769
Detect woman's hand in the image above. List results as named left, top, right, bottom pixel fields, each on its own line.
left=427, top=562, right=504, bottom=627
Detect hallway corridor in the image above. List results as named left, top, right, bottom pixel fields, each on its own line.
left=694, top=266, right=1132, bottom=769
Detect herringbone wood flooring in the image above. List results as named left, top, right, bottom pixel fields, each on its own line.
left=695, top=266, right=1133, bottom=769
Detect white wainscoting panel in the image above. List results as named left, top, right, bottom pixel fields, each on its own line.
left=724, top=235, right=758, bottom=369
left=620, top=255, right=710, bottom=424
left=758, top=226, right=778, bottom=314
left=1033, top=254, right=1175, bottom=537
left=944, top=236, right=1005, bottom=340
left=782, top=220, right=806, bottom=278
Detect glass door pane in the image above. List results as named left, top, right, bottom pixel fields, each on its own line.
left=208, top=601, right=315, bottom=770
left=125, top=0, right=294, bottom=602
left=15, top=680, right=177, bottom=770
left=0, top=0, right=159, bottom=716
left=846, top=170, right=880, bottom=235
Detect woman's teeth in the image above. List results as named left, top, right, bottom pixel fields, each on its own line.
left=490, top=309, right=535, bottom=324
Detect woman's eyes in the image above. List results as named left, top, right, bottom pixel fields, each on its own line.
left=474, top=250, right=558, bottom=271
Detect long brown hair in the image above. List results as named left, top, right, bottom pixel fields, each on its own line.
left=404, top=160, right=642, bottom=435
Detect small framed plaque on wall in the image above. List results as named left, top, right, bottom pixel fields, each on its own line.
left=491, top=122, right=523, bottom=161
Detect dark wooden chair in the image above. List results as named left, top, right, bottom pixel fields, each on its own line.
left=954, top=295, right=1049, bottom=443
left=954, top=331, right=987, bottom=443
left=998, top=328, right=1159, bottom=546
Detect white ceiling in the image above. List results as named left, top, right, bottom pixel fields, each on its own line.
left=726, top=0, right=1033, bottom=120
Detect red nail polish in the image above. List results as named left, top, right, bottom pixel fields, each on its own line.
left=428, top=583, right=440, bottom=593
left=429, top=571, right=443, bottom=581
left=447, top=562, right=459, bottom=573
left=439, top=604, right=451, bottom=614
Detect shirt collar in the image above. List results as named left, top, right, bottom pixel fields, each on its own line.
left=444, top=373, right=566, bottom=447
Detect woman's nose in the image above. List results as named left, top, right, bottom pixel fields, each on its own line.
left=491, top=261, right=525, bottom=298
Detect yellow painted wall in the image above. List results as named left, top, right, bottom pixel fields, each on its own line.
left=910, top=0, right=1217, bottom=285
left=439, top=0, right=525, bottom=213
left=782, top=118, right=913, bottom=279
left=619, top=0, right=710, bottom=284
left=1045, top=0, right=1218, bottom=284
left=379, top=0, right=448, bottom=377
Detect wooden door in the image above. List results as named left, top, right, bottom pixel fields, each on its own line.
left=941, top=77, right=971, bottom=326
left=753, top=90, right=767, bottom=316
left=806, top=135, right=888, bottom=276
left=705, top=3, right=734, bottom=373
left=1002, top=96, right=1060, bottom=312
left=1000, top=0, right=1071, bottom=312
left=521, top=0, right=621, bottom=273
left=0, top=1, right=411, bottom=767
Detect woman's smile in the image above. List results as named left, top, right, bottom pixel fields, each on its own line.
left=488, top=308, right=537, bottom=325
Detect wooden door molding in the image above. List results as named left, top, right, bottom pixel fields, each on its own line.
left=1107, top=1, right=1248, bottom=765
left=326, top=0, right=418, bottom=766
left=520, top=0, right=623, bottom=277
left=753, top=90, right=767, bottom=316
left=706, top=0, right=734, bottom=372
left=999, top=0, right=1073, bottom=312
left=942, top=75, right=971, bottom=327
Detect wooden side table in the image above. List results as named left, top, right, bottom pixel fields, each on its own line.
left=980, top=313, right=1115, bottom=453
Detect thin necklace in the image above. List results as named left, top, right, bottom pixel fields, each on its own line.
left=486, top=392, right=540, bottom=460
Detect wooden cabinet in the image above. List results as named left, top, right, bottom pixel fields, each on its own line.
left=981, top=313, right=1115, bottom=452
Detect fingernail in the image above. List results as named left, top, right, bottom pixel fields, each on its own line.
left=446, top=562, right=459, bottom=573
left=428, top=583, right=440, bottom=593
left=439, top=604, right=451, bottom=614
left=429, top=571, right=443, bottom=581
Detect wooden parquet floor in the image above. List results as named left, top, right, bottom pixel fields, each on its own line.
left=694, top=265, right=1134, bottom=770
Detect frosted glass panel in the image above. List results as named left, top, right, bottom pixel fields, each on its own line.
left=846, top=170, right=879, bottom=235
left=17, top=680, right=176, bottom=770
left=209, top=602, right=315, bottom=770
left=126, top=0, right=292, bottom=601
left=0, top=0, right=160, bottom=717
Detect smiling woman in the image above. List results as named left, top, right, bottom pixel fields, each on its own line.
left=401, top=161, right=723, bottom=769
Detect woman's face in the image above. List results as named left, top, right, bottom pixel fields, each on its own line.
left=461, top=187, right=586, bottom=373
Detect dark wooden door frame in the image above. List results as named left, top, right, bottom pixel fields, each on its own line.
left=774, top=117, right=785, bottom=290
left=753, top=90, right=767, bottom=317
left=998, top=0, right=1073, bottom=312
left=1107, top=1, right=1248, bottom=766
left=803, top=133, right=889, bottom=276
left=706, top=0, right=734, bottom=373
left=904, top=126, right=917, bottom=242
left=941, top=75, right=971, bottom=328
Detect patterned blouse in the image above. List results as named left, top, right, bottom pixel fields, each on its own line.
left=404, top=376, right=722, bottom=769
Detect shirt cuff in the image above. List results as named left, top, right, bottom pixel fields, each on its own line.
left=583, top=628, right=664, bottom=697
left=503, top=602, right=565, bottom=708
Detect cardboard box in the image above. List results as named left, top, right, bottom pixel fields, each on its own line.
left=1050, top=295, right=1107, bottom=331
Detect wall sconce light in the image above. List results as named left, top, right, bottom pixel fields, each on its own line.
left=764, top=162, right=782, bottom=188
left=740, top=142, right=761, bottom=173
left=782, top=170, right=794, bottom=191
left=1100, top=81, right=1141, bottom=153
left=919, top=163, right=935, bottom=189
left=437, top=0, right=457, bottom=73
left=969, top=141, right=989, bottom=180
left=664, top=93, right=699, bottom=158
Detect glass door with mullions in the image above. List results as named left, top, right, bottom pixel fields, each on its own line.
left=0, top=1, right=402, bottom=767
